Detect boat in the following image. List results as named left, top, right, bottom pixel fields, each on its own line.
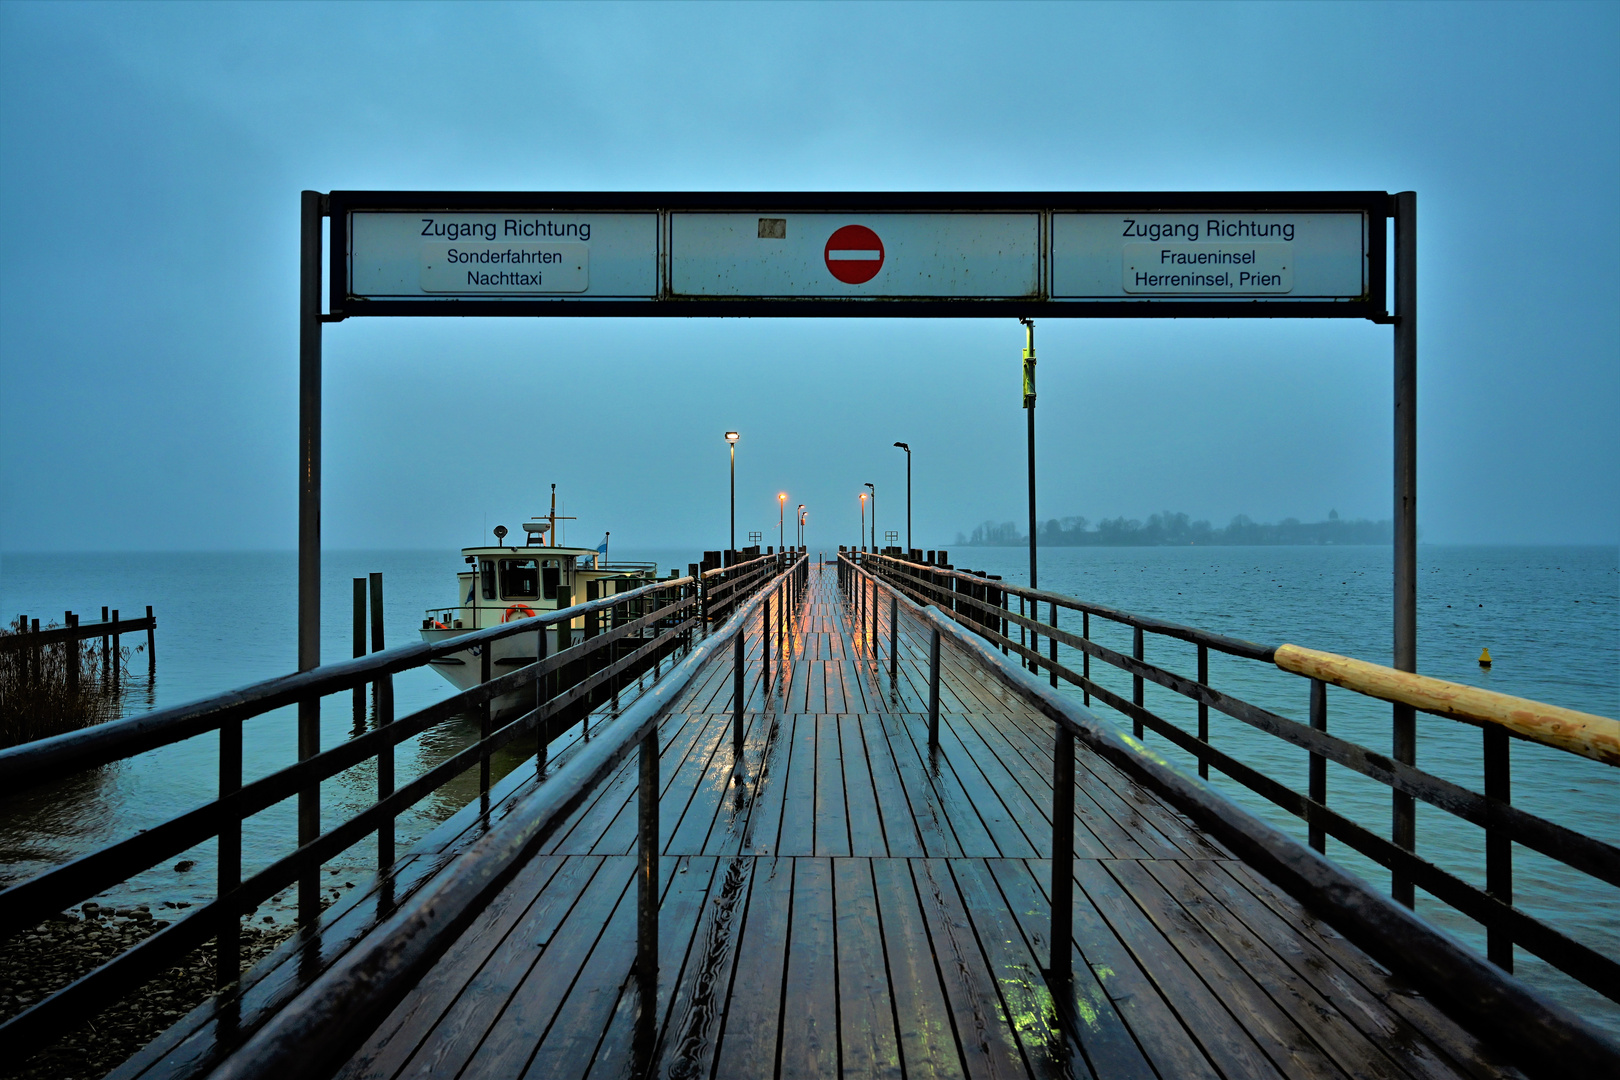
left=419, top=486, right=663, bottom=716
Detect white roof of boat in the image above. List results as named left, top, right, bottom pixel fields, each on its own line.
left=461, top=545, right=598, bottom=556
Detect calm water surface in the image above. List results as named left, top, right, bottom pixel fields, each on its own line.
left=1, top=544, right=1615, bottom=1032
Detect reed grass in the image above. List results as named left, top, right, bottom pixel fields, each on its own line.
left=0, top=617, right=134, bottom=749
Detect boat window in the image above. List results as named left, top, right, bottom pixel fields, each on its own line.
left=480, top=559, right=496, bottom=600
left=500, top=559, right=538, bottom=599
left=541, top=559, right=560, bottom=600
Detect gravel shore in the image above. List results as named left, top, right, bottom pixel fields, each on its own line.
left=0, top=906, right=295, bottom=1080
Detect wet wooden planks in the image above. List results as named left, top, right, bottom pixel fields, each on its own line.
left=333, top=566, right=1515, bottom=1080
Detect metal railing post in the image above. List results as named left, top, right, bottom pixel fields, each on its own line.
left=218, top=716, right=242, bottom=988
left=928, top=626, right=942, bottom=749
left=636, top=728, right=659, bottom=1043
left=1132, top=626, right=1144, bottom=740
left=1082, top=612, right=1091, bottom=706
left=888, top=596, right=898, bottom=681
left=762, top=594, right=771, bottom=692
left=1197, top=644, right=1209, bottom=780
left=536, top=623, right=549, bottom=774
left=377, top=673, right=395, bottom=870
left=1048, top=602, right=1058, bottom=689
left=479, top=642, right=492, bottom=800
left=734, top=627, right=745, bottom=762
left=352, top=579, right=367, bottom=728
left=297, top=694, right=320, bottom=924
left=1050, top=725, right=1075, bottom=982
left=1309, top=679, right=1327, bottom=853
left=1485, top=726, right=1513, bottom=971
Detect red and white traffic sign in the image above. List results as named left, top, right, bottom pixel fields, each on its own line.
left=824, top=224, right=885, bottom=284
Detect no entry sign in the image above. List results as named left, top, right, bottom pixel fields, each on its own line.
left=824, top=224, right=885, bottom=284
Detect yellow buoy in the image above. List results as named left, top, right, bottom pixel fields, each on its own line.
left=1479, top=648, right=1492, bottom=668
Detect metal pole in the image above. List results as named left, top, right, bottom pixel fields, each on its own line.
left=733, top=628, right=745, bottom=763
left=636, top=729, right=660, bottom=1045
left=1392, top=190, right=1418, bottom=908
left=1050, top=727, right=1075, bottom=981
left=888, top=596, right=898, bottom=681
left=1021, top=319, right=1037, bottom=590
left=906, top=449, right=911, bottom=553
left=297, top=189, right=323, bottom=926
left=1309, top=678, right=1327, bottom=853
left=927, top=627, right=941, bottom=749
left=729, top=441, right=736, bottom=555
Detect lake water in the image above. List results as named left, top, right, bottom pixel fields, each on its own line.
left=1, top=543, right=1616, bottom=1035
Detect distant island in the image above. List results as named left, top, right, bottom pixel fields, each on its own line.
left=957, top=510, right=1392, bottom=547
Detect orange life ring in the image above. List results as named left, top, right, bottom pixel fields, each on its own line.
left=503, top=604, right=537, bottom=622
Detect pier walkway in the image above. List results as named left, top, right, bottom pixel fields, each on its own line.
left=328, top=565, right=1517, bottom=1080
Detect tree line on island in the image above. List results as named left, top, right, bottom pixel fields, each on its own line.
left=957, top=509, right=1392, bottom=547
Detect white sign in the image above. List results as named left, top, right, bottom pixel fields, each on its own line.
left=349, top=212, right=656, bottom=299
left=669, top=213, right=1039, bottom=298
left=419, top=242, right=589, bottom=293
left=1052, top=213, right=1365, bottom=300
left=1122, top=242, right=1292, bottom=293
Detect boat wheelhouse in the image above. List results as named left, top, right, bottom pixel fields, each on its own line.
left=419, top=497, right=662, bottom=715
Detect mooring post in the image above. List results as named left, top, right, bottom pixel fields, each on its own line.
left=928, top=626, right=942, bottom=749
left=1392, top=190, right=1419, bottom=909
left=352, top=578, right=367, bottom=728
left=636, top=728, right=660, bottom=1045
left=111, top=609, right=120, bottom=683
left=1309, top=678, right=1327, bottom=853
left=733, top=628, right=745, bottom=763
left=145, top=605, right=155, bottom=675
left=100, top=606, right=109, bottom=677
left=1050, top=725, right=1075, bottom=983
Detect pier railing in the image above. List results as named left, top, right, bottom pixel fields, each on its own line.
left=838, top=553, right=1618, bottom=1074
left=206, top=553, right=807, bottom=1080
left=851, top=550, right=1620, bottom=1008
left=0, top=558, right=791, bottom=1063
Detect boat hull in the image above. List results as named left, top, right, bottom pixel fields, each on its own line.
left=419, top=622, right=583, bottom=720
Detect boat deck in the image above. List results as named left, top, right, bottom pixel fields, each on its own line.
left=333, top=565, right=1522, bottom=1080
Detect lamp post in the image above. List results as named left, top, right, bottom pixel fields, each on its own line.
left=779, top=492, right=786, bottom=552
left=893, top=442, right=910, bottom=553
left=864, top=483, right=875, bottom=552
left=798, top=505, right=806, bottom=549
left=725, top=431, right=739, bottom=556
left=859, top=492, right=867, bottom=552
left=1019, top=318, right=1037, bottom=590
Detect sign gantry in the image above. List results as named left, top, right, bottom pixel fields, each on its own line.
left=326, top=191, right=1391, bottom=320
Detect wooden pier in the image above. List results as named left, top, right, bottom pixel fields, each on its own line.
left=325, top=566, right=1523, bottom=1080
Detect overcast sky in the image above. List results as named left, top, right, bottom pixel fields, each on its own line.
left=1, top=1, right=1615, bottom=553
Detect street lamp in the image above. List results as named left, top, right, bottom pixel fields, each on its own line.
left=725, top=432, right=740, bottom=555
left=893, top=442, right=911, bottom=554
left=798, top=504, right=806, bottom=549
left=778, top=492, right=786, bottom=552
left=859, top=492, right=867, bottom=552
left=864, top=483, right=875, bottom=552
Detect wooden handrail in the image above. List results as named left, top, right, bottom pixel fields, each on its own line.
left=1275, top=644, right=1620, bottom=767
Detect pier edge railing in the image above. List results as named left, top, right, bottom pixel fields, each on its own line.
left=0, top=551, right=797, bottom=1065
left=846, top=551, right=1620, bottom=1002
left=205, top=553, right=806, bottom=1080
left=838, top=553, right=1620, bottom=1075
